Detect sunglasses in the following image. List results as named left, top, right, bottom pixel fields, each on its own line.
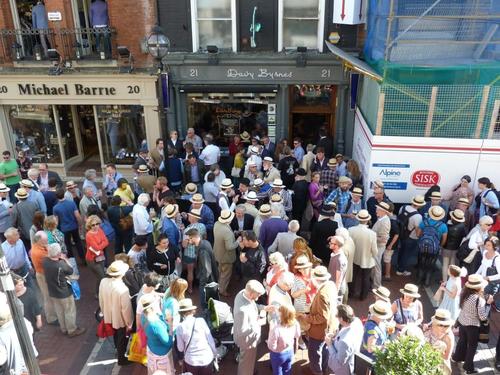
left=91, top=223, right=101, bottom=227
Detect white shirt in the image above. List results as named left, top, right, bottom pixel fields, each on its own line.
left=476, top=253, right=500, bottom=281
left=218, top=191, right=236, bottom=212
left=132, top=204, right=153, bottom=235
left=176, top=316, right=217, bottom=366
left=199, top=144, right=220, bottom=166
left=204, top=170, right=226, bottom=187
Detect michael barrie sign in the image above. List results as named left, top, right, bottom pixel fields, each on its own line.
left=18, top=83, right=118, bottom=96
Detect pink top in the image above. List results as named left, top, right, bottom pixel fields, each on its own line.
left=267, top=321, right=300, bottom=353
left=309, top=182, right=323, bottom=208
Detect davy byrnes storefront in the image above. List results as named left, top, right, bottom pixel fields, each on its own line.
left=0, top=75, right=159, bottom=177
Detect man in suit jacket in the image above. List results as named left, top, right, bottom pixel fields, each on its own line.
left=261, top=135, right=276, bottom=160
left=213, top=210, right=239, bottom=296
left=348, top=210, right=378, bottom=301
left=36, top=163, right=62, bottom=192
left=315, top=128, right=334, bottom=159
left=149, top=138, right=165, bottom=173
left=230, top=205, right=255, bottom=233
left=267, top=220, right=300, bottom=260
left=183, top=154, right=205, bottom=187
left=310, top=208, right=339, bottom=266
left=233, top=280, right=268, bottom=375
left=166, top=130, right=184, bottom=157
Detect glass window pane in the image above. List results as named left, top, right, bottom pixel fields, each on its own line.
left=283, top=0, right=319, bottom=18
left=9, top=105, right=62, bottom=163
left=283, top=19, right=318, bottom=49
left=56, top=106, right=78, bottom=160
left=96, top=105, right=146, bottom=165
left=198, top=20, right=232, bottom=49
left=197, top=0, right=231, bottom=18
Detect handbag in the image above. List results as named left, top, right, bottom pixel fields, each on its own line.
left=118, top=207, right=134, bottom=231
left=69, top=279, right=81, bottom=300
left=180, top=318, right=197, bottom=363
left=231, top=167, right=241, bottom=178
left=96, top=320, right=115, bottom=338
left=476, top=298, right=490, bottom=344
left=126, top=333, right=147, bottom=365
left=485, top=256, right=500, bottom=296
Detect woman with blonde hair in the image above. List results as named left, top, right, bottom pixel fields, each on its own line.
left=267, top=304, right=300, bottom=375
left=113, top=178, right=134, bottom=206
left=44, top=215, right=67, bottom=255
left=289, top=237, right=318, bottom=271
left=162, top=278, right=188, bottom=335
left=265, top=252, right=288, bottom=293
left=346, top=159, right=363, bottom=188
left=85, top=215, right=108, bottom=296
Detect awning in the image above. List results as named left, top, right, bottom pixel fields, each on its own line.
left=325, top=41, right=383, bottom=82
left=178, top=85, right=279, bottom=93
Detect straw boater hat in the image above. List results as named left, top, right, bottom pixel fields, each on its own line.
left=248, top=161, right=257, bottom=168
left=107, top=260, right=129, bottom=277
left=450, top=209, right=465, bottom=222
left=139, top=293, right=157, bottom=311
left=465, top=274, right=488, bottom=290
left=335, top=153, right=343, bottom=159
left=271, top=194, right=282, bottom=203
left=250, top=146, right=259, bottom=155
left=369, top=300, right=393, bottom=320
left=294, top=255, right=312, bottom=269
left=259, top=204, right=272, bottom=216
left=430, top=191, right=442, bottom=200
left=457, top=197, right=470, bottom=206
left=178, top=298, right=197, bottom=312
left=375, top=201, right=391, bottom=214
left=240, top=131, right=251, bottom=142
left=411, top=195, right=426, bottom=207
left=190, top=193, right=205, bottom=204
left=428, top=206, right=445, bottom=221
left=164, top=204, right=178, bottom=219
left=327, top=158, right=337, bottom=167
left=253, top=178, right=264, bottom=187
left=218, top=209, right=235, bottom=224
left=221, top=178, right=234, bottom=190
left=0, top=183, right=10, bottom=193
left=320, top=206, right=336, bottom=217
left=188, top=208, right=202, bottom=219
left=352, top=187, right=363, bottom=196
left=14, top=188, right=28, bottom=200
left=431, top=309, right=454, bottom=326
left=271, top=179, right=285, bottom=188
left=137, top=164, right=149, bottom=173
left=244, top=191, right=259, bottom=202
left=356, top=209, right=371, bottom=222
left=263, top=156, right=273, bottom=163
left=400, top=283, right=421, bottom=299
left=66, top=180, right=77, bottom=188
left=338, top=176, right=352, bottom=184
left=312, top=266, right=331, bottom=281
left=479, top=215, right=494, bottom=225
left=372, top=286, right=391, bottom=302
left=373, top=179, right=384, bottom=189
left=20, top=179, right=34, bottom=188
left=184, top=183, right=197, bottom=195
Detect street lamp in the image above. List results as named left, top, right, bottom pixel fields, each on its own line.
left=146, top=26, right=170, bottom=73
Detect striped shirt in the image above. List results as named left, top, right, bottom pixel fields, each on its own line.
left=457, top=294, right=488, bottom=327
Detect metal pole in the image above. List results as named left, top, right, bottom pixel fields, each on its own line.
left=0, top=248, right=41, bottom=375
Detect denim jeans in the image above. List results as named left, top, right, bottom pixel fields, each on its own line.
left=308, top=337, right=328, bottom=375
left=398, top=238, right=417, bottom=272
left=270, top=349, right=293, bottom=375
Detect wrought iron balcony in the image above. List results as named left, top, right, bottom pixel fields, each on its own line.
left=0, top=27, right=117, bottom=63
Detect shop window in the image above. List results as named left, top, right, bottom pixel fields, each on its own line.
left=56, top=106, right=79, bottom=161
left=191, top=0, right=236, bottom=52
left=96, top=105, right=146, bottom=165
left=8, top=104, right=62, bottom=163
left=187, top=94, right=272, bottom=146
left=278, top=0, right=325, bottom=51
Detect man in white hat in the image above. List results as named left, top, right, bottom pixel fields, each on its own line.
left=420, top=190, right=447, bottom=222
left=43, top=244, right=86, bottom=338
left=366, top=183, right=391, bottom=227
left=253, top=178, right=271, bottom=201
left=242, top=191, right=259, bottom=218
left=253, top=204, right=271, bottom=237
left=99, top=260, right=134, bottom=365
left=396, top=195, right=425, bottom=277
left=372, top=201, right=391, bottom=288
left=20, top=179, right=46, bottom=214
left=11, top=188, right=38, bottom=250
left=306, top=266, right=338, bottom=375
left=234, top=280, right=273, bottom=375
left=340, top=187, right=365, bottom=229
left=213, top=209, right=238, bottom=296
left=267, top=178, right=292, bottom=216
left=218, top=178, right=238, bottom=213
left=259, top=204, right=288, bottom=252
left=245, top=145, right=262, bottom=173
left=244, top=161, right=262, bottom=186
left=189, top=193, right=215, bottom=232
left=0, top=183, right=12, bottom=242
left=161, top=204, right=181, bottom=246
left=349, top=210, right=378, bottom=301
left=325, top=175, right=352, bottom=213
left=328, top=235, right=348, bottom=302
left=135, top=164, right=156, bottom=195
left=262, top=156, right=280, bottom=184
left=360, top=300, right=392, bottom=360
left=268, top=220, right=300, bottom=260
left=320, top=158, right=338, bottom=196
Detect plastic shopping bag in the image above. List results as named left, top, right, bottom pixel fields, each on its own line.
left=126, top=333, right=147, bottom=365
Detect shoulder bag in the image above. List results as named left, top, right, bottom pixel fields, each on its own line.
left=475, top=297, right=490, bottom=344
left=119, top=207, right=134, bottom=231
left=180, top=318, right=197, bottom=363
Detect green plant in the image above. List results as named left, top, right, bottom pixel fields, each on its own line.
left=373, top=336, right=443, bottom=375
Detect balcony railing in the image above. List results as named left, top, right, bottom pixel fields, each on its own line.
left=0, top=27, right=117, bottom=63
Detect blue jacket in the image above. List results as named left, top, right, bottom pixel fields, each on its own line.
left=32, top=4, right=48, bottom=29
left=165, top=158, right=183, bottom=185
left=90, top=0, right=109, bottom=27
left=162, top=217, right=180, bottom=245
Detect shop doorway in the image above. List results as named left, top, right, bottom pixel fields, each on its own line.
left=289, top=85, right=336, bottom=145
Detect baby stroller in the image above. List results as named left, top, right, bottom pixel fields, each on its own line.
left=204, top=282, right=237, bottom=362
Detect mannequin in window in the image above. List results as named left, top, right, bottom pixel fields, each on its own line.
left=32, top=0, right=49, bottom=57
left=89, top=0, right=110, bottom=56
left=106, top=117, right=120, bottom=157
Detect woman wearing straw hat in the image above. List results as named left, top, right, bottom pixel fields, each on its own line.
left=441, top=209, right=467, bottom=282
left=390, top=283, right=423, bottom=332
left=176, top=298, right=218, bottom=374
left=458, top=215, right=493, bottom=276
left=424, top=308, right=455, bottom=375
left=452, top=274, right=489, bottom=374
left=360, top=300, right=393, bottom=360
left=139, top=293, right=174, bottom=375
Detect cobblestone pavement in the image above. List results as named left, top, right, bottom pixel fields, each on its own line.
left=33, top=262, right=497, bottom=374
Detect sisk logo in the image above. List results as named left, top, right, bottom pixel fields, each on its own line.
left=379, top=169, right=401, bottom=177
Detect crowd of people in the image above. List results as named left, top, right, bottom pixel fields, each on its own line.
left=0, top=129, right=500, bottom=375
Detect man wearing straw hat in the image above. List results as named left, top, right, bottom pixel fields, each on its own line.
left=397, top=195, right=425, bottom=277
left=267, top=178, right=292, bottom=216
left=99, top=260, right=134, bottom=366
left=372, top=201, right=391, bottom=289
left=218, top=178, right=238, bottom=213
left=340, top=187, right=365, bottom=229
left=262, top=156, right=280, bottom=184
left=11, top=187, right=38, bottom=250
left=360, top=300, right=393, bottom=360
left=442, top=209, right=467, bottom=282
left=349, top=210, right=378, bottom=301
left=135, top=164, right=156, bottom=195
left=189, top=193, right=215, bottom=233
left=242, top=190, right=259, bottom=218
left=253, top=204, right=271, bottom=238
left=213, top=209, right=239, bottom=296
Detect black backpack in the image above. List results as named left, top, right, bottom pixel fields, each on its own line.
left=484, top=189, right=500, bottom=216
left=397, top=205, right=418, bottom=240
